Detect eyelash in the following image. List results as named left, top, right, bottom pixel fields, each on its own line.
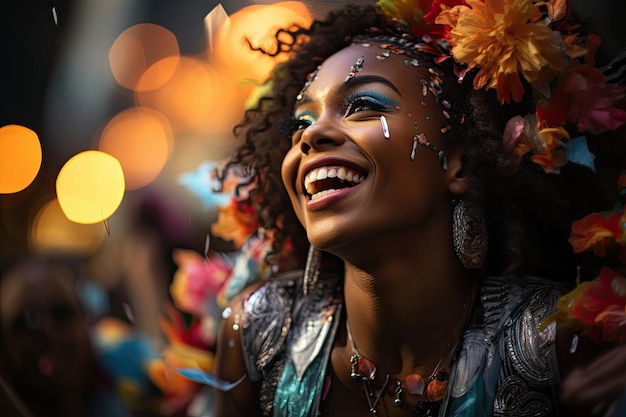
left=344, top=93, right=396, bottom=117
left=287, top=93, right=398, bottom=140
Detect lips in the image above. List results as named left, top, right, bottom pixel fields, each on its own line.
left=303, top=165, right=366, bottom=200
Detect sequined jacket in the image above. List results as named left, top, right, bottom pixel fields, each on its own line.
left=239, top=272, right=565, bottom=417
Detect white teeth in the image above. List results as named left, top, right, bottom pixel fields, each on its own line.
left=303, top=165, right=366, bottom=199
left=311, top=189, right=337, bottom=200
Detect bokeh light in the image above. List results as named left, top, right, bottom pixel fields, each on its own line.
left=213, top=2, right=311, bottom=84
left=135, top=56, right=243, bottom=135
left=56, top=150, right=125, bottom=224
left=30, top=197, right=106, bottom=255
left=98, top=107, right=174, bottom=190
left=0, top=124, right=42, bottom=194
left=109, top=23, right=180, bottom=92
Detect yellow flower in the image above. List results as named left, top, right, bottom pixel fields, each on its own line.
left=449, top=0, right=562, bottom=102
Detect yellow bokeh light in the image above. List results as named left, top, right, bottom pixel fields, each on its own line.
left=109, top=23, right=180, bottom=92
left=56, top=151, right=125, bottom=224
left=30, top=198, right=106, bottom=255
left=0, top=124, right=42, bottom=194
left=135, top=57, right=244, bottom=135
left=98, top=107, right=174, bottom=190
left=213, top=2, right=311, bottom=84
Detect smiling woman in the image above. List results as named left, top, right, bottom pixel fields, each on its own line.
left=210, top=1, right=626, bottom=417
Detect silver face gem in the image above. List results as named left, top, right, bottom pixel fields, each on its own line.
left=344, top=56, right=365, bottom=83
left=380, top=115, right=390, bottom=139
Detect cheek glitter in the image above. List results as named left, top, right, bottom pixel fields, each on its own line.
left=380, top=115, right=390, bottom=139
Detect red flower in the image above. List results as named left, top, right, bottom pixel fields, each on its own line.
left=570, top=268, right=626, bottom=343
left=569, top=210, right=624, bottom=256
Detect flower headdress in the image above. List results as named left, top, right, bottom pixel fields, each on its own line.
left=377, top=0, right=626, bottom=174
left=378, top=0, right=626, bottom=343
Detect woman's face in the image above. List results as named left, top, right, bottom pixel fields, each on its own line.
left=281, top=43, right=463, bottom=256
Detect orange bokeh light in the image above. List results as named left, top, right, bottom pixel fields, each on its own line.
left=213, top=1, right=311, bottom=84
left=109, top=23, right=180, bottom=92
left=98, top=107, right=174, bottom=190
left=0, top=124, right=42, bottom=194
left=135, top=57, right=244, bottom=135
left=30, top=198, right=106, bottom=255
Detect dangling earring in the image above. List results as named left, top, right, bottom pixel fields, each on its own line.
left=303, top=245, right=321, bottom=296
left=452, top=200, right=488, bottom=270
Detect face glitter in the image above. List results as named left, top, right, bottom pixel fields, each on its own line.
left=411, top=133, right=448, bottom=171
left=297, top=65, right=321, bottom=101
left=380, top=115, right=390, bottom=139
left=344, top=56, right=365, bottom=83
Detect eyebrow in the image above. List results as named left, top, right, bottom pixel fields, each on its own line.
left=339, top=74, right=402, bottom=96
left=295, top=74, right=402, bottom=110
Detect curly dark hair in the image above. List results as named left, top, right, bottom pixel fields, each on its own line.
left=224, top=3, right=625, bottom=281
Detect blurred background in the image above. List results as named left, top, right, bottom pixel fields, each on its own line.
left=0, top=1, right=623, bottom=416
left=0, top=2, right=347, bottom=416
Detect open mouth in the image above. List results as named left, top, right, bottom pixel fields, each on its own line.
left=303, top=165, right=366, bottom=200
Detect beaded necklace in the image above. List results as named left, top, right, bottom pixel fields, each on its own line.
left=346, top=290, right=470, bottom=416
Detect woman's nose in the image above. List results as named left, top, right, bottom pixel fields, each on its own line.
left=299, top=118, right=345, bottom=155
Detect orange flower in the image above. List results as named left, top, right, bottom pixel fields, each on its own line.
left=210, top=198, right=259, bottom=248
left=569, top=210, right=625, bottom=256
left=449, top=0, right=562, bottom=103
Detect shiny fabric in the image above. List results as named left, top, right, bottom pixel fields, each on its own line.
left=240, top=274, right=565, bottom=417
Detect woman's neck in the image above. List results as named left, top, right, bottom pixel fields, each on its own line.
left=341, top=252, right=477, bottom=378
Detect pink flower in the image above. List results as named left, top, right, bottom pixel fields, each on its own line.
left=542, top=65, right=626, bottom=135
left=170, top=249, right=232, bottom=316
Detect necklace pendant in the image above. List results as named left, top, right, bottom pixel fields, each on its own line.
left=394, top=381, right=403, bottom=406
left=350, top=353, right=377, bottom=380
left=403, top=373, right=426, bottom=396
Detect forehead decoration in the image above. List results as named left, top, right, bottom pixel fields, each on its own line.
left=296, top=65, right=322, bottom=101
left=344, top=55, right=366, bottom=84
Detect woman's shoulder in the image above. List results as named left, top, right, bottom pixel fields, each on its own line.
left=237, top=271, right=342, bottom=377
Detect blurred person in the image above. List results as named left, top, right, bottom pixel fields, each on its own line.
left=0, top=256, right=131, bottom=417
